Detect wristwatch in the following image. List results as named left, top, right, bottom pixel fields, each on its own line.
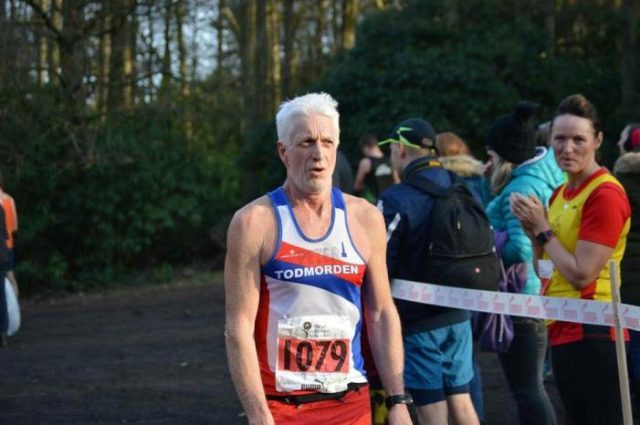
left=385, top=394, right=413, bottom=409
left=535, top=229, right=555, bottom=246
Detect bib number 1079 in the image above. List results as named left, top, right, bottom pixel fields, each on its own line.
left=278, top=338, right=350, bottom=373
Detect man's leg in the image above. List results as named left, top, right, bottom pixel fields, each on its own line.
left=442, top=320, right=478, bottom=425
left=447, top=393, right=479, bottom=425
left=404, top=329, right=448, bottom=425
left=415, top=400, right=448, bottom=425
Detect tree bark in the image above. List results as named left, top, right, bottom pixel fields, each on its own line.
left=622, top=0, right=636, bottom=119
left=59, top=0, right=87, bottom=125
left=97, top=5, right=110, bottom=116
left=126, top=2, right=137, bottom=107
left=216, top=0, right=225, bottom=74
left=341, top=0, right=358, bottom=50
left=107, top=0, right=131, bottom=112
left=160, top=0, right=173, bottom=96
left=268, top=0, right=280, bottom=111
left=37, top=0, right=50, bottom=84
left=176, top=0, right=189, bottom=98
left=281, top=0, right=295, bottom=97
left=50, top=0, right=62, bottom=83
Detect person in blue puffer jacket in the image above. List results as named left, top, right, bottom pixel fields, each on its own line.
left=485, top=102, right=564, bottom=425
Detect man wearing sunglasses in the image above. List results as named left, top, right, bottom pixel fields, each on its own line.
left=378, top=118, right=480, bottom=425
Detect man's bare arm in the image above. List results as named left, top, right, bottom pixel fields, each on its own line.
left=356, top=203, right=412, bottom=424
left=224, top=204, right=275, bottom=425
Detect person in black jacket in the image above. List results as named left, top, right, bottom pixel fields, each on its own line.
left=378, top=118, right=479, bottom=425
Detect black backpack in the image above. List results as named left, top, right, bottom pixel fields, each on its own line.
left=406, top=171, right=499, bottom=291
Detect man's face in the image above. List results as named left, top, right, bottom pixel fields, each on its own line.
left=278, top=113, right=338, bottom=195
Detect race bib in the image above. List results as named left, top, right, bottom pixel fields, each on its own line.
left=538, top=259, right=554, bottom=280
left=276, top=315, right=353, bottom=393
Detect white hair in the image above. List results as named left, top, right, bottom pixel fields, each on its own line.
left=275, top=92, right=340, bottom=146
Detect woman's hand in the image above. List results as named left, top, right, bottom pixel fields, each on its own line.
left=509, top=192, right=549, bottom=236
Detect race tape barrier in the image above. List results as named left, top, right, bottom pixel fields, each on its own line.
left=391, top=278, right=640, bottom=332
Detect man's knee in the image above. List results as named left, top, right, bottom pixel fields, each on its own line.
left=446, top=393, right=479, bottom=425
left=415, top=400, right=448, bottom=425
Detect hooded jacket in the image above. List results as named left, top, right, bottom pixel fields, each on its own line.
left=614, top=152, right=640, bottom=305
left=378, top=156, right=469, bottom=334
left=486, top=147, right=565, bottom=295
left=439, top=154, right=492, bottom=206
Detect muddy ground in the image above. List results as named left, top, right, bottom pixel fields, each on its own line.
left=1, top=272, right=566, bottom=424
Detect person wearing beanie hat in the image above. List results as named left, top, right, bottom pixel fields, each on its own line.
left=378, top=117, right=481, bottom=425
left=484, top=102, right=563, bottom=425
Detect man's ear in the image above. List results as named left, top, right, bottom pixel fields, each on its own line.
left=277, top=141, right=288, bottom=166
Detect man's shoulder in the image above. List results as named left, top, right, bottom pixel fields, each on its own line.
left=343, top=192, right=381, bottom=217
left=229, top=195, right=274, bottom=234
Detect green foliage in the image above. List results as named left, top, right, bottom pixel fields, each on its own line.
left=319, top=0, right=635, bottom=166
left=0, top=83, right=242, bottom=295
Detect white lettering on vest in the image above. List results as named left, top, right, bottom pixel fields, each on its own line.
left=273, top=264, right=361, bottom=280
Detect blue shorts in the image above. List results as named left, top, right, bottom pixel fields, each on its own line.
left=404, top=320, right=474, bottom=405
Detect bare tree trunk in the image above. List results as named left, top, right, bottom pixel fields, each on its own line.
left=160, top=0, right=173, bottom=96
left=176, top=0, right=189, bottom=97
left=97, top=6, right=110, bottom=117
left=312, top=0, right=327, bottom=80
left=255, top=0, right=269, bottom=119
left=176, top=0, right=192, bottom=139
left=331, top=0, right=340, bottom=51
left=341, top=0, right=358, bottom=50
left=281, top=0, right=294, bottom=97
left=59, top=0, right=86, bottom=125
left=622, top=0, right=636, bottom=118
left=107, top=0, right=128, bottom=112
left=237, top=0, right=258, bottom=197
left=268, top=0, right=280, bottom=110
left=37, top=0, right=50, bottom=84
left=144, top=1, right=155, bottom=101
left=126, top=3, right=137, bottom=107
left=216, top=0, right=225, bottom=74
left=50, top=0, right=62, bottom=83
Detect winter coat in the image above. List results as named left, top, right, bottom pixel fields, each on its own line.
left=378, top=156, right=469, bottom=333
left=486, top=147, right=565, bottom=295
left=439, top=154, right=492, bottom=206
left=614, top=152, right=640, bottom=305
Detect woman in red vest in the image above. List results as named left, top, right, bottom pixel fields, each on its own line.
left=511, top=94, right=631, bottom=425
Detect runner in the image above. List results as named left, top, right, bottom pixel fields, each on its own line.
left=224, top=92, right=412, bottom=424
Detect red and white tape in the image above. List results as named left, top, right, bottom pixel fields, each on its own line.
left=391, top=279, right=640, bottom=331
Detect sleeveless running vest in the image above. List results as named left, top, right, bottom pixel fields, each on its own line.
left=257, top=187, right=368, bottom=395
left=544, top=172, right=630, bottom=345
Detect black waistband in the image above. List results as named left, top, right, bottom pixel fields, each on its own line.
left=266, top=382, right=367, bottom=405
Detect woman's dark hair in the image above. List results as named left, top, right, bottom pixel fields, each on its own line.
left=553, top=93, right=601, bottom=135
